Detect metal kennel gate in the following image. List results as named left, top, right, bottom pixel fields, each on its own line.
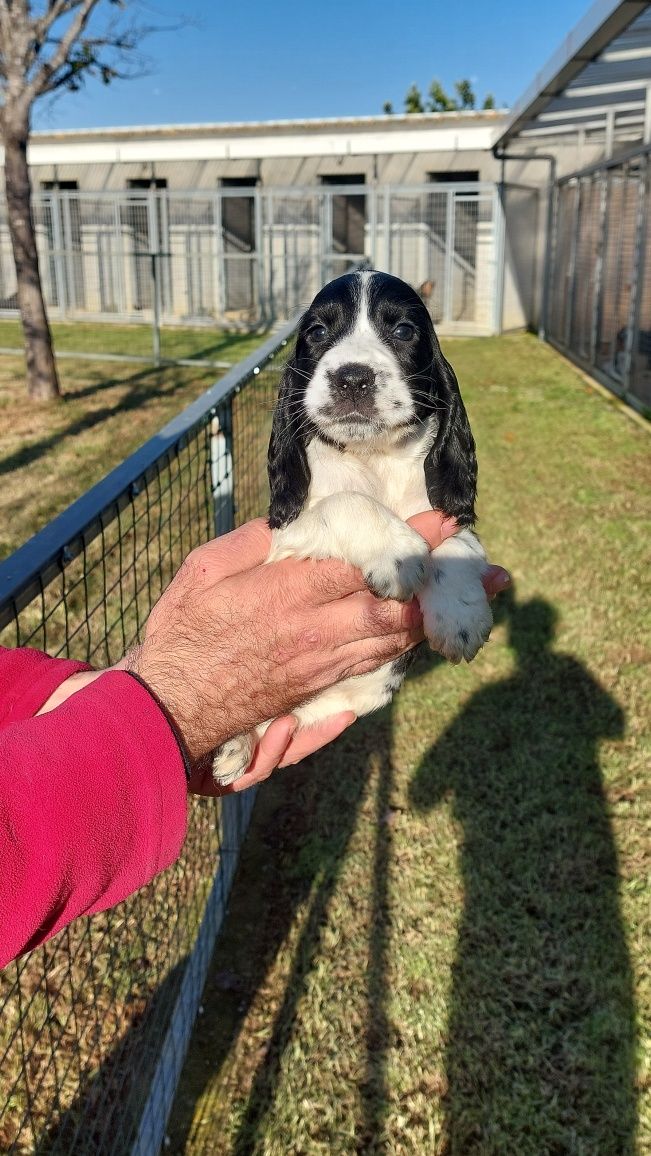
left=0, top=183, right=501, bottom=350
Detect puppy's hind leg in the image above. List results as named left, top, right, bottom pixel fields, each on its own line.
left=212, top=732, right=256, bottom=787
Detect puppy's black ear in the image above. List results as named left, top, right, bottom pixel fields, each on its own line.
left=268, top=356, right=311, bottom=529
left=423, top=350, right=477, bottom=526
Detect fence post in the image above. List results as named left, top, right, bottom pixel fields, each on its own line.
left=254, top=188, right=266, bottom=325
left=590, top=171, right=609, bottom=369
left=151, top=252, right=162, bottom=365
left=383, top=186, right=391, bottom=272
left=443, top=189, right=455, bottom=324
left=50, top=190, right=68, bottom=318
left=211, top=400, right=235, bottom=536
left=622, top=154, right=649, bottom=401
left=492, top=184, right=506, bottom=336
left=564, top=181, right=581, bottom=348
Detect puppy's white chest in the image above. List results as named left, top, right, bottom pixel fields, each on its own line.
left=306, top=439, right=430, bottom=520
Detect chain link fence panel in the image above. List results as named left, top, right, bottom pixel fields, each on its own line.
left=546, top=151, right=651, bottom=413
left=0, top=319, right=298, bottom=1155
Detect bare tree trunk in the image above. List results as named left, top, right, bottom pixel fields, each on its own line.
left=2, top=106, right=61, bottom=401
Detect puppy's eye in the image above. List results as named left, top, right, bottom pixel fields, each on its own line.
left=307, top=323, right=328, bottom=341
left=393, top=323, right=415, bottom=341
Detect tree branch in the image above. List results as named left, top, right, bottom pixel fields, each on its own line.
left=27, top=0, right=98, bottom=99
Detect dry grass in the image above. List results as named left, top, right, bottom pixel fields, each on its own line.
left=0, top=324, right=266, bottom=562
left=165, top=335, right=650, bottom=1155
left=0, top=325, right=276, bottom=1153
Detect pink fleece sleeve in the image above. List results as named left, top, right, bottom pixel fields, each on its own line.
left=0, top=647, right=188, bottom=967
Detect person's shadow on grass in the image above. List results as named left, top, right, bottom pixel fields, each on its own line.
left=409, top=591, right=636, bottom=1154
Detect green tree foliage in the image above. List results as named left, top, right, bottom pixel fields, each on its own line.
left=454, top=79, right=476, bottom=110
left=404, top=84, right=425, bottom=114
left=428, top=80, right=455, bottom=112
left=392, top=78, right=496, bottom=116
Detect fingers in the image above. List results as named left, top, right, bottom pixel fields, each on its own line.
left=329, top=589, right=423, bottom=645
left=407, top=510, right=458, bottom=549
left=482, top=565, right=511, bottom=599
left=298, top=557, right=368, bottom=601
left=228, top=716, right=297, bottom=789
left=229, top=710, right=358, bottom=790
left=278, top=711, right=357, bottom=766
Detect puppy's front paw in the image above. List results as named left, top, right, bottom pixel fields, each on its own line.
left=421, top=580, right=492, bottom=664
left=212, top=732, right=255, bottom=787
left=364, top=526, right=431, bottom=602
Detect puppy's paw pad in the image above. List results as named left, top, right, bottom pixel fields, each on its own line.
left=212, top=732, right=255, bottom=787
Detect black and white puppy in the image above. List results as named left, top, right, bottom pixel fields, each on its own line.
left=213, top=269, right=492, bottom=785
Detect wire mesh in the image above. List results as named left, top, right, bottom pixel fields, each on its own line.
left=547, top=151, right=650, bottom=413
left=0, top=327, right=294, bottom=1155
left=500, top=184, right=540, bottom=331
left=386, top=185, right=497, bottom=333
left=0, top=184, right=500, bottom=358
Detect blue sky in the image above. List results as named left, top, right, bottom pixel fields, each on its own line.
left=34, top=0, right=591, bottom=131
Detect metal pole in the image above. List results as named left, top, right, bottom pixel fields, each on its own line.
left=622, top=154, right=649, bottom=401
left=147, top=191, right=161, bottom=364
left=383, top=185, right=391, bottom=272
left=254, top=187, right=265, bottom=324
left=589, top=171, right=609, bottom=369
left=368, top=183, right=378, bottom=268
left=151, top=252, right=161, bottom=366
left=50, top=189, right=68, bottom=318
left=443, top=189, right=455, bottom=325
left=564, top=181, right=582, bottom=349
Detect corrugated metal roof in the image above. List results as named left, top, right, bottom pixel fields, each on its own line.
left=496, top=0, right=651, bottom=149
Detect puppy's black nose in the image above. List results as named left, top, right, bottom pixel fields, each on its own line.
left=330, top=362, right=376, bottom=395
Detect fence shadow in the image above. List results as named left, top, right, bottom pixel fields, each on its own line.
left=409, top=590, right=636, bottom=1152
left=167, top=588, right=635, bottom=1153
left=32, top=959, right=188, bottom=1156
left=0, top=367, right=192, bottom=478
left=167, top=697, right=403, bottom=1154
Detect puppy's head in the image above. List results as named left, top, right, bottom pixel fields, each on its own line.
left=268, top=270, right=477, bottom=528
left=297, top=270, right=440, bottom=444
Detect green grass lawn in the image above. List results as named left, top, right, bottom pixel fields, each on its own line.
left=165, top=335, right=651, bottom=1155
left=0, top=325, right=267, bottom=562
left=0, top=318, right=264, bottom=364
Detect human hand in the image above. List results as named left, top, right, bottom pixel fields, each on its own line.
left=40, top=513, right=509, bottom=786
left=118, top=510, right=499, bottom=767
left=187, top=710, right=358, bottom=795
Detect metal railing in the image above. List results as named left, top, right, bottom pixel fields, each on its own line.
left=0, top=315, right=299, bottom=1155
left=0, top=183, right=501, bottom=361
left=546, top=147, right=651, bottom=414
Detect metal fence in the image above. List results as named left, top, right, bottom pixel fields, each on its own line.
left=546, top=147, right=651, bottom=414
left=0, top=317, right=298, bottom=1155
left=0, top=183, right=500, bottom=363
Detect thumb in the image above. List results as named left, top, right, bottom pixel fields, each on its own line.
left=194, top=518, right=272, bottom=581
